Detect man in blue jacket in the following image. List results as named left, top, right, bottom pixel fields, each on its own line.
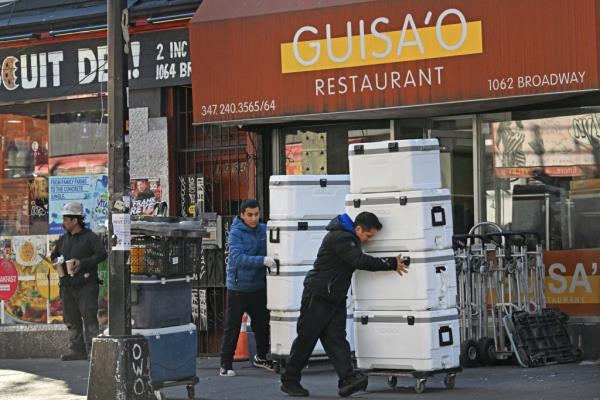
left=219, top=199, right=276, bottom=377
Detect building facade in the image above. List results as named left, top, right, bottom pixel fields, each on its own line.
left=189, top=0, right=600, bottom=358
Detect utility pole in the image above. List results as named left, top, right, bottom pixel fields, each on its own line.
left=87, top=1, right=152, bottom=398
left=106, top=0, right=130, bottom=337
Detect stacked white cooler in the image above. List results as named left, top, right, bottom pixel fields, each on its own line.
left=267, top=175, right=354, bottom=359
left=346, top=139, right=461, bottom=372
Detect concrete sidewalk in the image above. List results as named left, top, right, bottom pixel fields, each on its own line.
left=0, top=357, right=598, bottom=400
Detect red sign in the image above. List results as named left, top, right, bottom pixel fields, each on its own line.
left=0, top=259, right=18, bottom=301
left=190, top=0, right=600, bottom=125
left=544, top=250, right=600, bottom=316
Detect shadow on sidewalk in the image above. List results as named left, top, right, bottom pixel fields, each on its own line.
left=0, top=358, right=89, bottom=398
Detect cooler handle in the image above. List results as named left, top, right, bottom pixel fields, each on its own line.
left=431, top=206, right=446, bottom=226
left=267, top=258, right=280, bottom=276
left=388, top=142, right=399, bottom=152
left=269, top=227, right=280, bottom=243
left=438, top=325, right=454, bottom=346
left=353, top=145, right=364, bottom=155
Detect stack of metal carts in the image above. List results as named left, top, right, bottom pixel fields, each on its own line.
left=266, top=174, right=353, bottom=372
left=345, top=139, right=461, bottom=394
left=130, top=216, right=208, bottom=400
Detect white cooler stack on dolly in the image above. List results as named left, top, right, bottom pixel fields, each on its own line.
left=346, top=139, right=461, bottom=394
left=267, top=175, right=354, bottom=370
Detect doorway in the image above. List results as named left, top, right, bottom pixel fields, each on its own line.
left=428, top=116, right=475, bottom=235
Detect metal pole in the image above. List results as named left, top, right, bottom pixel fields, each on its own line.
left=107, top=0, right=131, bottom=336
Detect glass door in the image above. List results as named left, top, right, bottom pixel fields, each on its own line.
left=428, top=116, right=475, bottom=235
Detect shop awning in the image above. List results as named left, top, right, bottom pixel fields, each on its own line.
left=189, top=0, right=600, bottom=126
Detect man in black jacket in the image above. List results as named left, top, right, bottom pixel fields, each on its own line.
left=51, top=202, right=107, bottom=361
left=281, top=212, right=409, bottom=397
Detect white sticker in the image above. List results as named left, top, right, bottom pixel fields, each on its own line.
left=112, top=213, right=131, bottom=251
left=434, top=211, right=443, bottom=223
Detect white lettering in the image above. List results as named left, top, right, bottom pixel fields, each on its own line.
left=371, top=17, right=392, bottom=59
left=20, top=54, right=38, bottom=89
left=326, top=22, right=353, bottom=63
left=97, top=46, right=108, bottom=83
left=293, top=26, right=320, bottom=66
left=78, top=49, right=96, bottom=84
left=548, top=263, right=568, bottom=293
left=47, top=51, right=63, bottom=87
left=315, top=78, right=324, bottom=96
left=570, top=263, right=592, bottom=293
left=397, top=14, right=424, bottom=56
left=436, top=9, right=467, bottom=50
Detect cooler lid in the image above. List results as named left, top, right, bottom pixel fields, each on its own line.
left=132, top=323, right=196, bottom=337
left=348, top=138, right=439, bottom=156
left=269, top=174, right=350, bottom=187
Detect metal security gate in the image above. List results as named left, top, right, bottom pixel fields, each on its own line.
left=173, top=87, right=258, bottom=355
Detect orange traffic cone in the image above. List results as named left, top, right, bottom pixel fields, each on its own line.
left=234, top=313, right=250, bottom=361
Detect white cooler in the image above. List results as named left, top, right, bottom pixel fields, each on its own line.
left=352, top=249, right=457, bottom=311
left=270, top=310, right=355, bottom=356
left=267, top=220, right=329, bottom=265
left=269, top=175, right=350, bottom=220
left=267, top=264, right=312, bottom=311
left=354, top=308, right=460, bottom=371
left=348, top=139, right=441, bottom=194
left=345, top=189, right=453, bottom=252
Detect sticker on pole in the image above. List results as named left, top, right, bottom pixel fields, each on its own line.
left=0, top=258, right=18, bottom=301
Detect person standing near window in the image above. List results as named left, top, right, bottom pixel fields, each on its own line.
left=219, top=199, right=276, bottom=376
left=51, top=202, right=107, bottom=361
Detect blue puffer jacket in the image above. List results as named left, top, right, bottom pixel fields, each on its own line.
left=226, top=217, right=267, bottom=292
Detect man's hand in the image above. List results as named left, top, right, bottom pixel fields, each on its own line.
left=263, top=256, right=277, bottom=268
left=72, top=259, right=82, bottom=275
left=395, top=255, right=409, bottom=276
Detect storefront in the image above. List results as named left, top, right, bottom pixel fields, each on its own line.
left=0, top=22, right=193, bottom=329
left=189, top=0, right=600, bottom=357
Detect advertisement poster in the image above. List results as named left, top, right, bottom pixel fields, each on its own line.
left=28, top=176, right=49, bottom=235
left=130, top=178, right=161, bottom=215
left=2, top=235, right=62, bottom=324
left=492, top=114, right=600, bottom=178
left=48, top=175, right=108, bottom=234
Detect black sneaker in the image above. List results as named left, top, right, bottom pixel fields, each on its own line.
left=338, top=374, right=368, bottom=397
left=280, top=380, right=310, bottom=397
left=253, top=355, right=275, bottom=372
left=60, top=352, right=88, bottom=361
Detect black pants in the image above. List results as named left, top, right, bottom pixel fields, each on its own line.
left=60, top=280, right=100, bottom=355
left=220, top=288, right=270, bottom=369
left=282, top=292, right=353, bottom=385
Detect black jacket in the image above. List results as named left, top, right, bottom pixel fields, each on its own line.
left=51, top=227, right=107, bottom=286
left=303, top=216, right=397, bottom=303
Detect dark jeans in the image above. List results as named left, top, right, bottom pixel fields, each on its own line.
left=282, top=292, right=353, bottom=384
left=220, top=287, right=270, bottom=369
left=60, top=280, right=100, bottom=355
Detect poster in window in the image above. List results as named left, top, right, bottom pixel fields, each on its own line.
left=492, top=114, right=600, bottom=178
left=48, top=175, right=108, bottom=234
left=130, top=178, right=161, bottom=215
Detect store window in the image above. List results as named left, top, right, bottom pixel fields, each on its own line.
left=281, top=122, right=391, bottom=175
left=481, top=109, right=600, bottom=250
left=0, top=97, right=108, bottom=326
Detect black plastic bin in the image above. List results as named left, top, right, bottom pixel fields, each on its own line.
left=131, top=275, right=192, bottom=329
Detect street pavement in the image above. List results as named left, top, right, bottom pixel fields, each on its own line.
left=0, top=357, right=598, bottom=400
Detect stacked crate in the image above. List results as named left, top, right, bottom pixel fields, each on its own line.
left=266, top=175, right=352, bottom=362
left=129, top=219, right=204, bottom=387
left=345, top=139, right=461, bottom=372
